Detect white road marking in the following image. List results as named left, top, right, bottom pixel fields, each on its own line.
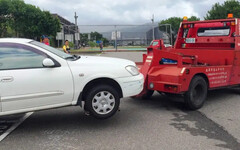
left=0, top=112, right=33, bottom=142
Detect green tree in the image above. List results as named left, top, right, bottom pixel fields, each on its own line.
left=205, top=0, right=240, bottom=20
left=80, top=33, right=89, bottom=44
left=0, top=0, right=60, bottom=38
left=90, top=31, right=103, bottom=41
left=0, top=0, right=12, bottom=37
left=80, top=32, right=109, bottom=47
left=88, top=41, right=97, bottom=48
left=41, top=11, right=60, bottom=37
left=101, top=37, right=109, bottom=46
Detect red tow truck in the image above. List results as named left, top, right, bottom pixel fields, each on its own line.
left=136, top=14, right=240, bottom=110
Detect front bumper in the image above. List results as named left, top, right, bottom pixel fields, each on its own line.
left=116, top=74, right=144, bottom=97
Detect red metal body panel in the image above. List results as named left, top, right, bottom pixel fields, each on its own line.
left=147, top=65, right=232, bottom=94
left=136, top=18, right=240, bottom=97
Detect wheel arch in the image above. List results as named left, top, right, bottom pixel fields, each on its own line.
left=192, top=73, right=209, bottom=89
left=77, top=78, right=123, bottom=106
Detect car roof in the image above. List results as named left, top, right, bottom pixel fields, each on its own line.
left=0, top=38, right=33, bottom=44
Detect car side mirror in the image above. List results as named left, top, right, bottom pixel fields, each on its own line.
left=43, top=58, right=55, bottom=67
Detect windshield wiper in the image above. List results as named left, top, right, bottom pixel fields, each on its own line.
left=65, top=55, right=81, bottom=60
left=65, top=56, right=75, bottom=59
left=73, top=55, right=81, bottom=60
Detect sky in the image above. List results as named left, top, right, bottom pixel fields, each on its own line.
left=24, top=0, right=226, bottom=25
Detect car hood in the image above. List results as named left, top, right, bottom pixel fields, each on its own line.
left=67, top=55, right=137, bottom=78
left=69, top=56, right=136, bottom=67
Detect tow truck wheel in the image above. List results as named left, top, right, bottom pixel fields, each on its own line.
left=142, top=90, right=154, bottom=99
left=184, top=76, right=207, bottom=110
left=84, top=85, right=120, bottom=119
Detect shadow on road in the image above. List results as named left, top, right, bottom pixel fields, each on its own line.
left=169, top=88, right=240, bottom=150
left=13, top=93, right=185, bottom=135
left=170, top=111, right=240, bottom=150
left=2, top=88, right=239, bottom=150
left=19, top=88, right=240, bottom=131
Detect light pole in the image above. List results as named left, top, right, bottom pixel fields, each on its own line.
left=170, top=24, right=173, bottom=46
left=74, top=12, right=79, bottom=49
left=151, top=14, right=155, bottom=40
left=114, top=25, right=117, bottom=51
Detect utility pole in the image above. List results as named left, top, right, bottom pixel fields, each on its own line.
left=63, top=24, right=65, bottom=46
left=115, top=25, right=117, bottom=51
left=170, top=24, right=173, bottom=46
left=166, top=25, right=168, bottom=43
left=74, top=12, right=79, bottom=49
left=151, top=14, right=155, bottom=40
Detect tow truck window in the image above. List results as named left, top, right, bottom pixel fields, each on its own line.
left=152, top=41, right=159, bottom=46
left=183, top=29, right=189, bottom=38
left=198, top=27, right=230, bottom=37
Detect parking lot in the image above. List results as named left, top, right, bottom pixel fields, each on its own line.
left=0, top=52, right=240, bottom=150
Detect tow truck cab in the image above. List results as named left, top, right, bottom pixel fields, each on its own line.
left=137, top=14, right=240, bottom=110
left=149, top=40, right=172, bottom=49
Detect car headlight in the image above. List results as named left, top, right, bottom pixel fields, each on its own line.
left=125, top=65, right=139, bottom=76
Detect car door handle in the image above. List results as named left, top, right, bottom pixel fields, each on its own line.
left=0, top=77, right=14, bottom=82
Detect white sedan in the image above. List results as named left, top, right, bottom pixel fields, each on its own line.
left=0, top=38, right=144, bottom=119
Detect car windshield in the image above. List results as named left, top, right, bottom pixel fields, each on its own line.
left=30, top=41, right=73, bottom=59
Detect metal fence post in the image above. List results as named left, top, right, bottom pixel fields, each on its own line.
left=115, top=25, right=117, bottom=51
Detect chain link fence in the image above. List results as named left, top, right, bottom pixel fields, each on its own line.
left=77, top=24, right=171, bottom=50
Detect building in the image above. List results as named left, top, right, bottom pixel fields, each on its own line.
left=52, top=14, right=80, bottom=47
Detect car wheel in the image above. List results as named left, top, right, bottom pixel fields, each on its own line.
left=84, top=85, right=120, bottom=119
left=184, top=76, right=207, bottom=110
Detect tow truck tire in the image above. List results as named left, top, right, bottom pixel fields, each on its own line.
left=142, top=90, right=154, bottom=99
left=84, top=85, right=120, bottom=119
left=184, top=76, right=207, bottom=110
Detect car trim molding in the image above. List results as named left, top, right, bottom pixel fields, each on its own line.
left=1, top=91, right=64, bottom=102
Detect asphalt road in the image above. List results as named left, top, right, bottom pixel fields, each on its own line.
left=0, top=52, right=240, bottom=150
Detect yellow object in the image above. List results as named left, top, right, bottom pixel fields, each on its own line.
left=228, top=13, right=233, bottom=18
left=183, top=16, right=188, bottom=21
left=63, top=45, right=70, bottom=53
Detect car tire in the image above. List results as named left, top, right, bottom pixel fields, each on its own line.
left=142, top=90, right=154, bottom=99
left=184, top=76, right=208, bottom=110
left=84, top=85, right=120, bottom=119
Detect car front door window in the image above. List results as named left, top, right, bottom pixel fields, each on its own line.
left=0, top=42, right=74, bottom=113
left=0, top=43, right=47, bottom=70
